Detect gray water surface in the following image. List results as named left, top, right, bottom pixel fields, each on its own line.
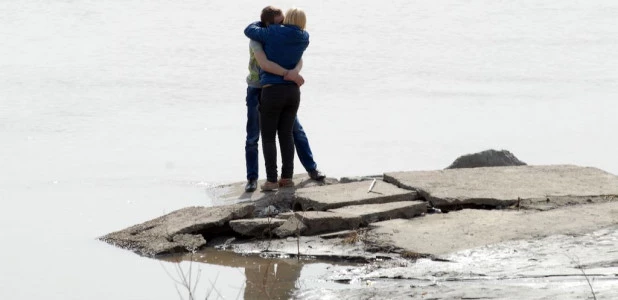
left=2, top=0, right=617, bottom=299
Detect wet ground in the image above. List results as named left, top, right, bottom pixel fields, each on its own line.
left=152, top=224, right=618, bottom=299
left=295, top=226, right=618, bottom=299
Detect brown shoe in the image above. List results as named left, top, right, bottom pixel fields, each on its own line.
left=278, top=178, right=295, bottom=188
left=261, top=181, right=279, bottom=191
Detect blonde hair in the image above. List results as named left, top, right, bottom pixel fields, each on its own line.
left=283, top=8, right=306, bottom=30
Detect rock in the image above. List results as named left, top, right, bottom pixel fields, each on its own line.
left=293, top=180, right=419, bottom=211
left=384, top=165, right=618, bottom=209
left=229, top=218, right=286, bottom=237
left=446, top=149, right=526, bottom=169
left=117, top=234, right=207, bottom=256
left=328, top=201, right=427, bottom=225
left=255, top=205, right=279, bottom=218
left=171, top=234, right=207, bottom=251
left=273, top=211, right=362, bottom=238
left=100, top=203, right=254, bottom=256
left=273, top=215, right=307, bottom=238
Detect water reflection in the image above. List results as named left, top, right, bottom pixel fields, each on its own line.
left=161, top=249, right=309, bottom=300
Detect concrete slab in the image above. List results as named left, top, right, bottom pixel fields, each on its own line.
left=206, top=175, right=338, bottom=215
left=100, top=203, right=254, bottom=256
left=293, top=180, right=419, bottom=211
left=367, top=201, right=618, bottom=255
left=384, top=165, right=618, bottom=209
left=328, top=201, right=427, bottom=225
left=273, top=211, right=362, bottom=237
left=229, top=218, right=286, bottom=237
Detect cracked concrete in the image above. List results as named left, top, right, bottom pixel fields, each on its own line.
left=100, top=204, right=254, bottom=256
left=368, top=201, right=618, bottom=255
left=102, top=165, right=618, bottom=261
left=384, top=165, right=618, bottom=209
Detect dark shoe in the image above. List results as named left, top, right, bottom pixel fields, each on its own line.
left=308, top=169, right=326, bottom=181
left=244, top=179, right=257, bottom=192
left=261, top=181, right=279, bottom=191
left=278, top=178, right=295, bottom=188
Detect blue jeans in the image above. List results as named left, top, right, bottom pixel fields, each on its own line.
left=245, top=86, right=318, bottom=180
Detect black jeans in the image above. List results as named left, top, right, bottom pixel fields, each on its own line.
left=260, top=84, right=300, bottom=182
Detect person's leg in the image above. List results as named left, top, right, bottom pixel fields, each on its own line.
left=292, top=118, right=318, bottom=172
left=245, top=87, right=261, bottom=181
left=279, top=85, right=300, bottom=180
left=260, top=86, right=285, bottom=183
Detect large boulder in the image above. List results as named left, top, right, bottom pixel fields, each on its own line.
left=446, top=149, right=526, bottom=169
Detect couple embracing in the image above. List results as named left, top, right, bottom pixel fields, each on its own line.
left=243, top=6, right=325, bottom=192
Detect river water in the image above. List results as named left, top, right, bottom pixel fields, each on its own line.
left=1, top=0, right=617, bottom=299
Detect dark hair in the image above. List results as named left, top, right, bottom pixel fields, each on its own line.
left=260, top=6, right=283, bottom=26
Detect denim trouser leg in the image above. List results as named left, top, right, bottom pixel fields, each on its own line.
left=293, top=117, right=318, bottom=172
left=245, top=86, right=261, bottom=180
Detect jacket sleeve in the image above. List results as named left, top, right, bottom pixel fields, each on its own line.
left=244, top=22, right=268, bottom=43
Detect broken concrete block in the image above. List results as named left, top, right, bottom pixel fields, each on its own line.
left=229, top=218, right=286, bottom=237
left=274, top=211, right=362, bottom=238
left=329, top=201, right=427, bottom=225
left=272, top=215, right=307, bottom=238
left=100, top=203, right=254, bottom=256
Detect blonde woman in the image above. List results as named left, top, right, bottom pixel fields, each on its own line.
left=244, top=8, right=309, bottom=191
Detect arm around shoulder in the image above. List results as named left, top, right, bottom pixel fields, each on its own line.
left=244, top=22, right=267, bottom=42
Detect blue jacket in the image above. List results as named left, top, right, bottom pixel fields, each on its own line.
left=244, top=21, right=309, bottom=86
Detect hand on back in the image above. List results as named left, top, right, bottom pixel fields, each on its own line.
left=284, top=70, right=305, bottom=87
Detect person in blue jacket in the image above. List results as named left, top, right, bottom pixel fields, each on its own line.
left=244, top=8, right=311, bottom=191
left=243, top=6, right=324, bottom=193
